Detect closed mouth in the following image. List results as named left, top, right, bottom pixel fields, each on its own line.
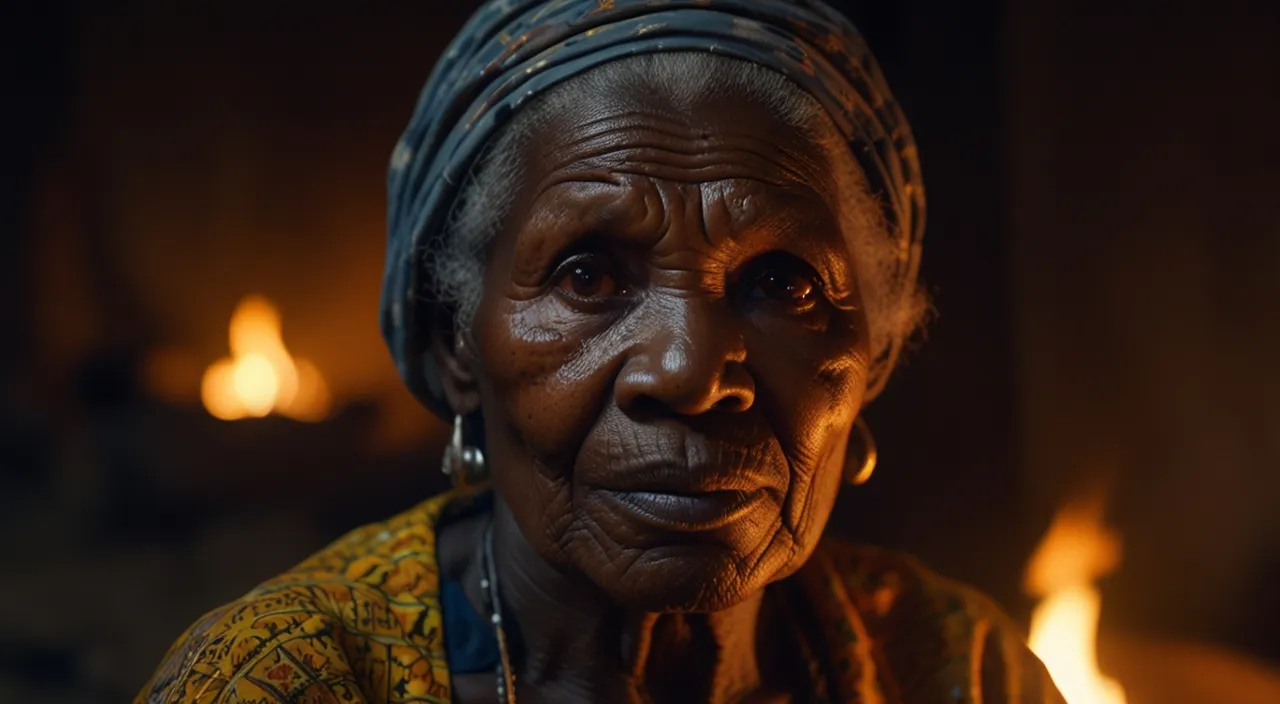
left=593, top=461, right=777, bottom=496
left=601, top=488, right=766, bottom=531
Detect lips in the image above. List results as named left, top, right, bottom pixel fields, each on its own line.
left=588, top=457, right=778, bottom=531
left=577, top=429, right=784, bottom=532
left=597, top=466, right=767, bottom=495
left=599, top=488, right=768, bottom=531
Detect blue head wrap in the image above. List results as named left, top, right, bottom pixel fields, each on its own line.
left=384, top=0, right=924, bottom=418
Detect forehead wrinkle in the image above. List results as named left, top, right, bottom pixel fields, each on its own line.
left=541, top=138, right=804, bottom=184
left=646, top=179, right=714, bottom=254
left=536, top=114, right=831, bottom=196
left=644, top=181, right=744, bottom=297
left=701, top=180, right=744, bottom=249
left=532, top=152, right=829, bottom=213
left=614, top=151, right=806, bottom=191
left=629, top=108, right=829, bottom=186
left=564, top=106, right=817, bottom=159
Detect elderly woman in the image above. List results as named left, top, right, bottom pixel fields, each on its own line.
left=138, top=1, right=1063, bottom=702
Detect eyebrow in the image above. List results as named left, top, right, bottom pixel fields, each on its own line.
left=507, top=177, right=651, bottom=282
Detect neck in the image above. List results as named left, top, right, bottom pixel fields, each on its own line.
left=489, top=495, right=768, bottom=703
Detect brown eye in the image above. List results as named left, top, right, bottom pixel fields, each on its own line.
left=556, top=257, right=621, bottom=299
left=749, top=269, right=820, bottom=311
left=755, top=272, right=815, bottom=303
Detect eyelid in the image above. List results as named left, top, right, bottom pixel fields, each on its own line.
left=795, top=253, right=856, bottom=309
left=742, top=251, right=826, bottom=291
left=547, top=250, right=639, bottom=309
left=543, top=233, right=619, bottom=280
left=739, top=251, right=860, bottom=316
left=546, top=250, right=603, bottom=287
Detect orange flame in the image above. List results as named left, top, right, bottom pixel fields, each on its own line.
left=1025, top=494, right=1127, bottom=704
left=201, top=295, right=331, bottom=422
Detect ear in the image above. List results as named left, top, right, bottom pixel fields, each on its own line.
left=425, top=302, right=482, bottom=416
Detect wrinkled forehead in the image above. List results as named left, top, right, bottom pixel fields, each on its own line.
left=519, top=76, right=846, bottom=209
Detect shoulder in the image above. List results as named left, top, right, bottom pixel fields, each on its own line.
left=791, top=540, right=1065, bottom=703
left=134, top=489, right=482, bottom=704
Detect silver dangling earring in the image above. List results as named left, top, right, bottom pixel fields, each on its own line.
left=845, top=416, right=878, bottom=486
left=441, top=414, right=487, bottom=487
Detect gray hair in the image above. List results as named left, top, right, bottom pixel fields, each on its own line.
left=423, top=52, right=927, bottom=368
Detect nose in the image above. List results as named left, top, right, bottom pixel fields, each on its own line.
left=615, top=298, right=755, bottom=416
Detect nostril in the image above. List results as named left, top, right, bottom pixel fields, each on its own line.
left=714, top=395, right=747, bottom=413
left=623, top=392, right=668, bottom=420
left=713, top=363, right=754, bottom=413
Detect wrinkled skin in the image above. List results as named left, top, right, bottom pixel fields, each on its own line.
left=433, top=78, right=877, bottom=702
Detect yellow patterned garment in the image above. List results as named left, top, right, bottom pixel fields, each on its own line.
left=136, top=488, right=1063, bottom=703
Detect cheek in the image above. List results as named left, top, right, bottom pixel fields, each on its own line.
left=750, top=310, right=867, bottom=528
left=752, top=310, right=869, bottom=470
left=475, top=298, right=623, bottom=473
left=762, top=337, right=865, bottom=558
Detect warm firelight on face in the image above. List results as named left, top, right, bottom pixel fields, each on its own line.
left=1025, top=494, right=1127, bottom=704
left=201, top=295, right=332, bottom=422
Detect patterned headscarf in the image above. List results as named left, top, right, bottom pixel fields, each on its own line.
left=383, top=0, right=924, bottom=419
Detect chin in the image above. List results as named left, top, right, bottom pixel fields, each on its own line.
left=592, top=542, right=789, bottom=613
left=567, top=486, right=817, bottom=611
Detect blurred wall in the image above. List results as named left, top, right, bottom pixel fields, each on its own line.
left=1009, top=0, right=1280, bottom=657
left=30, top=1, right=455, bottom=449
left=833, top=0, right=1036, bottom=612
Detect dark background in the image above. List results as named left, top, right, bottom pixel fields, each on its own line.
left=2, top=0, right=1277, bottom=701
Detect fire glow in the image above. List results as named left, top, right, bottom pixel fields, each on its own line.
left=201, top=295, right=331, bottom=422
left=1025, top=494, right=1127, bottom=704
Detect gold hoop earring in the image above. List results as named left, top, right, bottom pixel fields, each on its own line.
left=845, top=416, right=878, bottom=486
left=441, top=414, right=487, bottom=487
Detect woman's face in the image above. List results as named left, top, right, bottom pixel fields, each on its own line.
left=459, top=79, right=873, bottom=612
